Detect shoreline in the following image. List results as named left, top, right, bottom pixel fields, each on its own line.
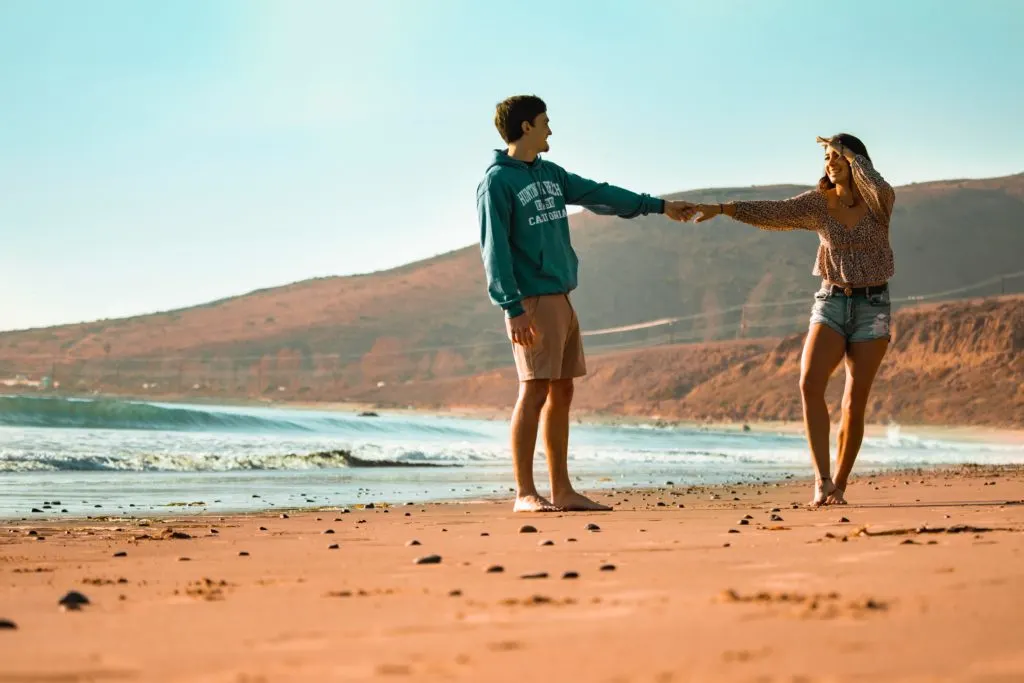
left=2, top=465, right=1023, bottom=681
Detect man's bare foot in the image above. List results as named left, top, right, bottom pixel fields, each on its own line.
left=826, top=487, right=847, bottom=505
left=513, top=494, right=560, bottom=512
left=552, top=491, right=613, bottom=512
left=810, top=478, right=837, bottom=507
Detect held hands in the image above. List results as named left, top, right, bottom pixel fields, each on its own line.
left=664, top=200, right=698, bottom=222
left=506, top=312, right=537, bottom=346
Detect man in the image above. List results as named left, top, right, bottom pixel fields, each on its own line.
left=476, top=95, right=694, bottom=512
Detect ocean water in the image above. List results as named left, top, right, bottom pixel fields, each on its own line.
left=1, top=395, right=1021, bottom=520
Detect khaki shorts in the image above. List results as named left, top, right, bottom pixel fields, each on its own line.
left=509, top=294, right=587, bottom=382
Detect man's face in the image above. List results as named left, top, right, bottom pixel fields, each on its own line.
left=523, top=112, right=551, bottom=152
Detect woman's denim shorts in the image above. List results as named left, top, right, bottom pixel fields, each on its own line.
left=810, top=286, right=892, bottom=343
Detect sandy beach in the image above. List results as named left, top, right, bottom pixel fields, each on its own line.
left=2, top=465, right=1023, bottom=683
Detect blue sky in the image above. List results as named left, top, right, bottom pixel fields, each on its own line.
left=2, top=0, right=1022, bottom=332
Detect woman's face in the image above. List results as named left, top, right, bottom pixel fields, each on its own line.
left=824, top=147, right=850, bottom=185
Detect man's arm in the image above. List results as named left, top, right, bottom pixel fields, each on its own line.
left=477, top=181, right=524, bottom=318
left=558, top=166, right=665, bottom=218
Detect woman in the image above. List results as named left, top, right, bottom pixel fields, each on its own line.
left=692, top=134, right=896, bottom=506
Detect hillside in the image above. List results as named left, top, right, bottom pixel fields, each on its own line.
left=355, top=297, right=1024, bottom=428
left=1, top=172, right=1023, bottom=397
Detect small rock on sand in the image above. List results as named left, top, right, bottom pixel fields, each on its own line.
left=406, top=540, right=421, bottom=546
left=323, top=529, right=335, bottom=535
left=770, top=514, right=784, bottom=522
left=258, top=526, right=267, bottom=531
left=58, top=591, right=90, bottom=611
left=520, top=572, right=548, bottom=579
left=600, top=564, right=616, bottom=572
left=0, top=619, right=16, bottom=630
left=449, top=590, right=462, bottom=597
left=178, top=557, right=191, bottom=562
left=239, top=551, right=250, bottom=556
left=415, top=554, right=442, bottom=565
left=280, top=514, right=289, bottom=519
left=738, top=519, right=749, bottom=526
left=486, top=565, right=505, bottom=573
left=585, top=523, right=601, bottom=532
left=839, top=517, right=850, bottom=523
left=562, top=571, right=579, bottom=580
left=328, top=544, right=339, bottom=550
left=539, top=540, right=554, bottom=546
left=567, top=537, right=578, bottom=542
left=113, top=551, right=127, bottom=557
left=519, top=525, right=538, bottom=534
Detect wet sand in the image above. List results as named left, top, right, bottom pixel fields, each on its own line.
left=2, top=465, right=1023, bottom=682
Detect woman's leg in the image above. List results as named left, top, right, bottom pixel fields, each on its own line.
left=831, top=337, right=889, bottom=503
left=799, top=323, right=847, bottom=504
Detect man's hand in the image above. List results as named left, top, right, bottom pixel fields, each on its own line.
left=664, top=200, right=697, bottom=222
left=506, top=312, right=537, bottom=346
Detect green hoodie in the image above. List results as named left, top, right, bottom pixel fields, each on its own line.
left=477, top=150, right=665, bottom=318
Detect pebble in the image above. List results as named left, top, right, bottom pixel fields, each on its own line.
left=406, top=540, right=421, bottom=546
left=258, top=526, right=268, bottom=531
left=485, top=565, right=505, bottom=573
left=585, top=523, right=601, bottom=532
left=738, top=519, right=749, bottom=526
left=0, top=619, right=16, bottom=630
left=58, top=591, right=90, bottom=611
left=448, top=590, right=462, bottom=597
left=322, top=529, right=335, bottom=535
left=743, top=515, right=754, bottom=520
left=839, top=517, right=850, bottom=523
left=328, top=544, right=339, bottom=550
left=567, top=538, right=578, bottom=543
left=562, top=571, right=579, bottom=580
left=728, top=529, right=740, bottom=534
left=414, top=554, right=442, bottom=565
left=520, top=572, right=548, bottom=579
left=770, top=508, right=781, bottom=513
left=539, top=540, right=554, bottom=546
left=480, top=532, right=490, bottom=537
left=600, top=564, right=617, bottom=572
left=770, top=514, right=784, bottom=522
left=280, top=514, right=289, bottom=519
left=178, top=557, right=191, bottom=562
left=239, top=551, right=250, bottom=557
left=519, top=525, right=538, bottom=534
left=113, top=551, right=127, bottom=557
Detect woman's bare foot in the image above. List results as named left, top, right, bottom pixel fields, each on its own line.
left=513, top=494, right=560, bottom=512
left=810, top=477, right=837, bottom=507
left=826, top=487, right=847, bottom=505
left=552, top=491, right=613, bottom=512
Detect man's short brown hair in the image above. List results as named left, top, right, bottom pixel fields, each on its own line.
left=494, top=95, right=547, bottom=144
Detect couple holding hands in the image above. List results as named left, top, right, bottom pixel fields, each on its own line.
left=477, top=95, right=895, bottom=512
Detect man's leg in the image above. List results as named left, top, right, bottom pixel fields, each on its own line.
left=546, top=379, right=610, bottom=512
left=511, top=379, right=558, bottom=512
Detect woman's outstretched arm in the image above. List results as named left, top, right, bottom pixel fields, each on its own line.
left=693, top=190, right=821, bottom=231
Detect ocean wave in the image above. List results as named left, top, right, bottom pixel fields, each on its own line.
left=0, top=396, right=486, bottom=439
left=0, top=448, right=462, bottom=473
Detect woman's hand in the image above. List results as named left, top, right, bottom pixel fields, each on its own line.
left=693, top=204, right=723, bottom=223
left=817, top=135, right=855, bottom=161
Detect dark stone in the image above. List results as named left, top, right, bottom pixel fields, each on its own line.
left=322, top=529, right=335, bottom=535
left=113, top=551, right=127, bottom=557
left=58, top=591, right=90, bottom=610
left=485, top=565, right=504, bottom=573
left=519, top=525, right=538, bottom=534
left=328, top=544, right=339, bottom=550
left=239, top=551, right=250, bottom=557
left=585, top=523, right=601, bottom=532
left=599, top=564, right=617, bottom=572
left=520, top=572, right=548, bottom=579
left=539, top=540, right=554, bottom=546
left=406, top=540, right=421, bottom=546
left=0, top=619, right=17, bottom=629
left=562, top=571, right=579, bottom=580
left=415, top=554, right=442, bottom=565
